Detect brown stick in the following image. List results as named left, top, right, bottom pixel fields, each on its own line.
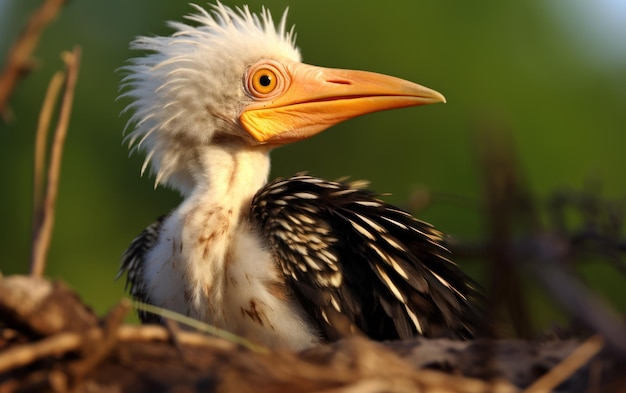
left=0, top=0, right=67, bottom=119
left=30, top=47, right=81, bottom=277
left=69, top=301, right=131, bottom=378
left=523, top=335, right=604, bottom=393
left=32, top=71, right=65, bottom=256
left=0, top=332, right=82, bottom=374
left=116, top=325, right=236, bottom=350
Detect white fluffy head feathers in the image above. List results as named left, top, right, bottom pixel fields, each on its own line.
left=120, top=3, right=300, bottom=191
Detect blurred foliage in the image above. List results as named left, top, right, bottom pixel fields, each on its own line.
left=1, top=1, right=625, bottom=330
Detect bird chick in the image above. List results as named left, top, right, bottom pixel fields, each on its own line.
left=118, top=2, right=482, bottom=350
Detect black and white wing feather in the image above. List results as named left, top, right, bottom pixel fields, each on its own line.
left=251, top=174, right=483, bottom=341
left=117, top=216, right=167, bottom=323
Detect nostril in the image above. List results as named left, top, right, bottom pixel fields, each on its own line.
left=327, top=79, right=351, bottom=85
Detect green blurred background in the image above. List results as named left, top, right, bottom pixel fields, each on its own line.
left=1, top=1, right=625, bottom=329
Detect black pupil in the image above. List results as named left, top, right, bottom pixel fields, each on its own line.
left=259, top=74, right=272, bottom=87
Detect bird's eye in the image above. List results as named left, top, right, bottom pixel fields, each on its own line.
left=246, top=62, right=288, bottom=99
left=251, top=68, right=278, bottom=95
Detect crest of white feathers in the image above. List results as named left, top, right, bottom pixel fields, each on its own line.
left=119, top=2, right=301, bottom=193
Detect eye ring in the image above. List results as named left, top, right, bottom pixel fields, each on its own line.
left=246, top=61, right=288, bottom=99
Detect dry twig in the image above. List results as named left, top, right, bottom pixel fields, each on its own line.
left=523, top=335, right=604, bottom=393
left=68, top=301, right=130, bottom=379
left=0, top=332, right=82, bottom=374
left=30, top=46, right=81, bottom=278
left=31, top=71, right=64, bottom=264
left=475, top=126, right=534, bottom=339
left=0, top=0, right=67, bottom=119
left=116, top=324, right=237, bottom=350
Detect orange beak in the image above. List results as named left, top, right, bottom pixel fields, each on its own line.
left=239, top=61, right=445, bottom=145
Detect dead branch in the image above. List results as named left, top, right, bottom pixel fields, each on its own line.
left=0, top=0, right=67, bottom=120
left=475, top=125, right=534, bottom=339
left=67, top=301, right=130, bottom=379
left=31, top=71, right=64, bottom=267
left=30, top=46, right=81, bottom=278
left=116, top=324, right=237, bottom=349
left=33, top=71, right=65, bottom=213
left=0, top=332, right=82, bottom=374
left=523, top=335, right=604, bottom=393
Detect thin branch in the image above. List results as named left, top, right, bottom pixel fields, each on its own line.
left=0, top=0, right=67, bottom=120
left=475, top=126, right=533, bottom=338
left=530, top=255, right=626, bottom=353
left=69, top=301, right=130, bottom=378
left=523, top=335, right=604, bottom=393
left=116, top=325, right=236, bottom=350
left=32, top=71, right=65, bottom=252
left=0, top=332, right=82, bottom=374
left=30, top=46, right=81, bottom=278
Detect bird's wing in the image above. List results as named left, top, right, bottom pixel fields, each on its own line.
left=251, top=174, right=483, bottom=341
left=117, top=216, right=167, bottom=323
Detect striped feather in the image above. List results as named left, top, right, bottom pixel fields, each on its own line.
left=251, top=174, right=483, bottom=341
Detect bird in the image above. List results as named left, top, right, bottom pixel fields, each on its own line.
left=117, top=2, right=483, bottom=350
